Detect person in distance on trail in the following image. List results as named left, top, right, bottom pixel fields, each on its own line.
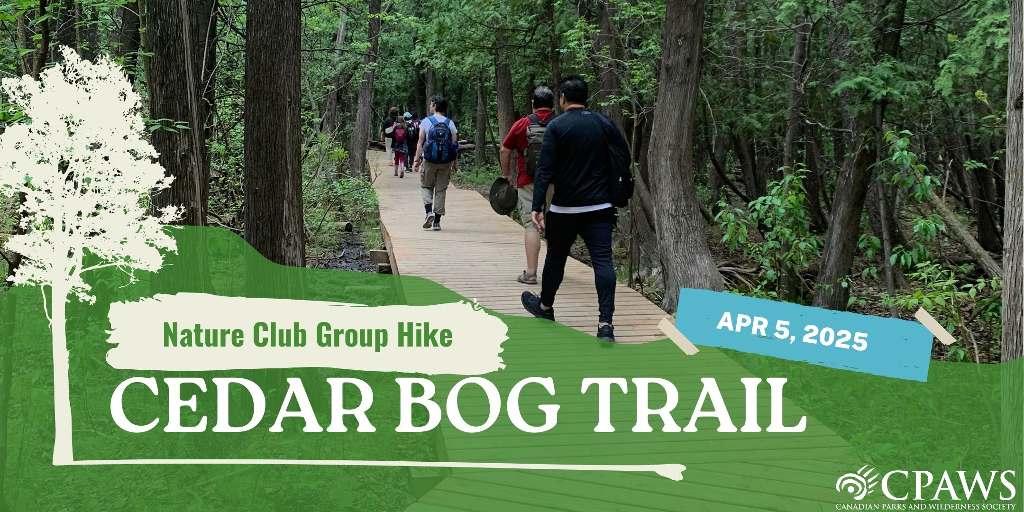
left=520, top=75, right=630, bottom=343
left=414, top=96, right=459, bottom=231
left=392, top=114, right=409, bottom=178
left=500, top=86, right=557, bottom=285
left=404, top=112, right=419, bottom=174
left=382, top=107, right=399, bottom=166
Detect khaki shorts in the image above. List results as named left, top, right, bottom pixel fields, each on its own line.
left=518, top=183, right=554, bottom=233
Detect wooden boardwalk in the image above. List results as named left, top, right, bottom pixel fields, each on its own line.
left=369, top=152, right=856, bottom=511
left=371, top=152, right=668, bottom=343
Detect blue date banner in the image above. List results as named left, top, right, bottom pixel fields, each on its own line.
left=675, top=288, right=935, bottom=381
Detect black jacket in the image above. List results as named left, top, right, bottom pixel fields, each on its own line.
left=532, top=108, right=630, bottom=212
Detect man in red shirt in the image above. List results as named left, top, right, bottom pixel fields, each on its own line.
left=500, top=86, right=557, bottom=284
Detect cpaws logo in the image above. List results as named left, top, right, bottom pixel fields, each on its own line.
left=836, top=465, right=879, bottom=500
left=835, top=466, right=1017, bottom=502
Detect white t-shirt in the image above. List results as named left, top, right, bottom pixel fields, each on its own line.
left=550, top=203, right=612, bottom=214
left=419, top=114, right=458, bottom=137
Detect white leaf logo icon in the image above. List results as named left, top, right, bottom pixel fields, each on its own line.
left=836, top=465, right=878, bottom=501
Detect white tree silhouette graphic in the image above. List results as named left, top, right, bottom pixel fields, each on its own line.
left=0, top=47, right=179, bottom=464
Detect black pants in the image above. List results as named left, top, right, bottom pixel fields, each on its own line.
left=540, top=208, right=616, bottom=324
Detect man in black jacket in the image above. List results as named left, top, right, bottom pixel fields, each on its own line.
left=520, top=75, right=630, bottom=343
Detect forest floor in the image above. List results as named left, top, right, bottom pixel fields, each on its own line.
left=307, top=228, right=378, bottom=272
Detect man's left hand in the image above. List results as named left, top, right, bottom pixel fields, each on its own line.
left=531, top=211, right=545, bottom=232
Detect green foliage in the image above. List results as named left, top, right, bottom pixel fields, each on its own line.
left=890, top=215, right=943, bottom=269
left=883, top=262, right=1002, bottom=362
left=450, top=161, right=500, bottom=187
left=934, top=0, right=1009, bottom=99
left=716, top=169, right=821, bottom=300
left=145, top=117, right=190, bottom=133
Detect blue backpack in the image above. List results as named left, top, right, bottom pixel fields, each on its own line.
left=423, top=116, right=457, bottom=164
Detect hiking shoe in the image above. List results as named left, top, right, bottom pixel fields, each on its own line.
left=521, top=292, right=554, bottom=321
left=597, top=325, right=615, bottom=343
left=516, top=271, right=538, bottom=285
left=432, top=216, right=441, bottom=231
left=423, top=212, right=435, bottom=229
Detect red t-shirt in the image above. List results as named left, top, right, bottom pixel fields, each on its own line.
left=502, top=109, right=555, bottom=187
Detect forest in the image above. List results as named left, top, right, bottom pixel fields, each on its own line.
left=0, top=0, right=1019, bottom=364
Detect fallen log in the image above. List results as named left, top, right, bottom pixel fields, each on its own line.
left=926, top=190, right=1004, bottom=279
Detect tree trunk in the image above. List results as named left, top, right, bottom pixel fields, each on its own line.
left=146, top=0, right=214, bottom=226
left=949, top=134, right=976, bottom=208
left=925, top=191, right=1003, bottom=279
left=782, top=16, right=811, bottom=172
left=813, top=0, right=906, bottom=310
left=17, top=14, right=32, bottom=76
left=804, top=131, right=828, bottom=230
left=546, top=0, right=560, bottom=91
left=780, top=13, right=812, bottom=301
left=813, top=109, right=876, bottom=310
left=424, top=67, right=435, bottom=116
left=865, top=132, right=906, bottom=255
left=648, top=0, right=722, bottom=313
left=414, top=68, right=426, bottom=118
left=732, top=128, right=762, bottom=198
left=1001, top=0, right=1022, bottom=493
left=50, top=284, right=72, bottom=464
left=865, top=107, right=906, bottom=291
left=494, top=30, right=515, bottom=141
left=877, top=177, right=898, bottom=316
left=116, top=0, right=142, bottom=83
left=595, top=0, right=623, bottom=130
left=34, top=0, right=51, bottom=79
left=320, top=7, right=348, bottom=137
left=54, top=0, right=76, bottom=61
left=475, top=76, right=487, bottom=164
left=244, top=0, right=305, bottom=266
left=971, top=138, right=1002, bottom=252
left=523, top=72, right=536, bottom=117
left=706, top=133, right=726, bottom=212
left=75, top=1, right=97, bottom=61
left=350, top=0, right=382, bottom=179
left=1003, top=0, right=1023, bottom=362
left=202, top=0, right=217, bottom=204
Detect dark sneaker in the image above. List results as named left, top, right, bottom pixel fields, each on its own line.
left=516, top=271, right=538, bottom=285
left=432, top=216, right=441, bottom=231
left=521, top=292, right=554, bottom=321
left=597, top=325, right=615, bottom=343
left=422, top=212, right=435, bottom=229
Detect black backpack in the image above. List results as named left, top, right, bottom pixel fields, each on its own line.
left=602, top=118, right=634, bottom=208
left=523, top=113, right=550, bottom=176
left=406, top=121, right=419, bottom=150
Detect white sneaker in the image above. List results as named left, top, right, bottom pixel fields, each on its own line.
left=423, top=212, right=435, bottom=229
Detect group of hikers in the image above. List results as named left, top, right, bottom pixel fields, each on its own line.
left=380, top=108, right=418, bottom=178
left=380, top=75, right=630, bottom=343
